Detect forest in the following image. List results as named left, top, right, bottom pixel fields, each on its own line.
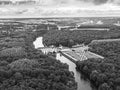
left=76, top=40, right=120, bottom=90
left=43, top=28, right=120, bottom=47
left=42, top=24, right=120, bottom=90
left=0, top=26, right=77, bottom=90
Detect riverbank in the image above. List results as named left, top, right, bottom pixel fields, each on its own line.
left=34, top=36, right=98, bottom=90
left=56, top=53, right=94, bottom=90
left=33, top=36, right=77, bottom=90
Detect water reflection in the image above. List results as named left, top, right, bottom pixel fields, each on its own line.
left=33, top=37, right=44, bottom=49
left=56, top=53, right=93, bottom=90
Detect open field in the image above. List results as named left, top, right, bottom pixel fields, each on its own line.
left=90, top=38, right=120, bottom=45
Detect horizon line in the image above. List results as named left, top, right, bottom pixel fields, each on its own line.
left=0, top=16, right=120, bottom=19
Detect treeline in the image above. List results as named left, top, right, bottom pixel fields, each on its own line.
left=78, top=24, right=110, bottom=28
left=89, top=40, right=120, bottom=60
left=78, top=24, right=120, bottom=30
left=43, top=29, right=120, bottom=47
left=0, top=28, right=77, bottom=90
left=76, top=58, right=120, bottom=90
left=76, top=41, right=120, bottom=90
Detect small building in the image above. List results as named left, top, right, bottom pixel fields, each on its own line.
left=38, top=47, right=60, bottom=55
left=114, top=21, right=120, bottom=26
left=72, top=46, right=89, bottom=52
left=72, top=44, right=85, bottom=48
left=58, top=25, right=74, bottom=30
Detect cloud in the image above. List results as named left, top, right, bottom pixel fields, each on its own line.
left=15, top=9, right=28, bottom=14
left=112, top=0, right=120, bottom=5
left=37, top=0, right=120, bottom=5
left=93, top=0, right=108, bottom=5
left=0, top=0, right=120, bottom=6
left=0, top=0, right=119, bottom=17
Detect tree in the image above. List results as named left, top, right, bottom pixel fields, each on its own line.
left=8, top=59, right=40, bottom=71
left=0, top=47, right=27, bottom=58
left=116, top=86, right=120, bottom=90
left=14, top=72, right=23, bottom=80
left=90, top=70, right=99, bottom=82
left=115, top=78, right=120, bottom=85
left=96, top=74, right=107, bottom=86
left=98, top=83, right=111, bottom=90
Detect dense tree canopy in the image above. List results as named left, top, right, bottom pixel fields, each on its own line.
left=76, top=40, right=120, bottom=90
left=0, top=24, right=77, bottom=90
left=43, top=29, right=120, bottom=47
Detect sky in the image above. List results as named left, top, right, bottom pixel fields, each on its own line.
left=0, top=0, right=120, bottom=18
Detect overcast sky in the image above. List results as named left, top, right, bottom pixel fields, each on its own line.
left=0, top=0, right=120, bottom=18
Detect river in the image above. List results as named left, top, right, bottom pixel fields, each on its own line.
left=33, top=37, right=44, bottom=49
left=33, top=37, right=95, bottom=90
